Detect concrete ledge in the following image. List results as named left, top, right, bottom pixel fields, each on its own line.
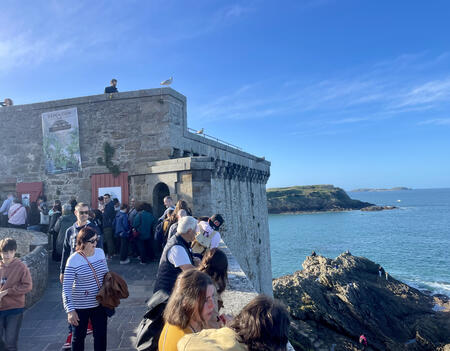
left=0, top=87, right=186, bottom=112
left=219, top=241, right=294, bottom=350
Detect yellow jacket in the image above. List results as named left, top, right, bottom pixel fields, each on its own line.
left=158, top=323, right=192, bottom=351
left=177, top=327, right=248, bottom=351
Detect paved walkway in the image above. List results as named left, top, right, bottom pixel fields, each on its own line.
left=19, top=257, right=158, bottom=350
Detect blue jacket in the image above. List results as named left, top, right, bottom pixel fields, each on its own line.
left=113, top=211, right=130, bottom=238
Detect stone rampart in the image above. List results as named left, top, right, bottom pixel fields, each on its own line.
left=0, top=88, right=272, bottom=295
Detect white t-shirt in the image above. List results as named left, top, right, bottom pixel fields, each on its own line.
left=167, top=245, right=191, bottom=267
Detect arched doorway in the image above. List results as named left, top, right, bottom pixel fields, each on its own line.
left=153, top=182, right=170, bottom=218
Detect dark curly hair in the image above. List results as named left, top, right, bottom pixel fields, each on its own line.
left=229, top=295, right=290, bottom=351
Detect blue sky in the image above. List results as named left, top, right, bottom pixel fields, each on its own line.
left=2, top=0, right=450, bottom=190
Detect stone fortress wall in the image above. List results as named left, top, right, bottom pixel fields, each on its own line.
left=0, top=88, right=272, bottom=295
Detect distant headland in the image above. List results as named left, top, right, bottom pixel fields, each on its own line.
left=350, top=186, right=412, bottom=192
left=266, top=185, right=374, bottom=214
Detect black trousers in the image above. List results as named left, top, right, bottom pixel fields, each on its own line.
left=119, top=237, right=128, bottom=261
left=136, top=239, right=156, bottom=263
left=71, top=305, right=107, bottom=351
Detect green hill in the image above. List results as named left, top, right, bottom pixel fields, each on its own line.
left=267, top=185, right=373, bottom=214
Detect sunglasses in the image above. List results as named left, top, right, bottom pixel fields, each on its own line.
left=78, top=211, right=89, bottom=215
left=86, top=238, right=98, bottom=244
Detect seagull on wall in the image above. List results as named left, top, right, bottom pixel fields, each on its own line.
left=197, top=128, right=204, bottom=134
left=159, top=76, right=173, bottom=103
left=160, top=77, right=173, bottom=86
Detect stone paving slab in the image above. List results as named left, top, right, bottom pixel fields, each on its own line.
left=19, top=256, right=158, bottom=350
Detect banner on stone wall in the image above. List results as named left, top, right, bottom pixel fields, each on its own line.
left=42, top=107, right=82, bottom=174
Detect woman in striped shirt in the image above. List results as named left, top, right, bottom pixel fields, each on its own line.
left=62, top=227, right=109, bottom=350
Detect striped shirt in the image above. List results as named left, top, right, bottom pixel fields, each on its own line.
left=62, top=248, right=109, bottom=313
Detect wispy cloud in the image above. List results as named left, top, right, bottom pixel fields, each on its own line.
left=190, top=52, right=450, bottom=136
left=418, top=118, right=450, bottom=126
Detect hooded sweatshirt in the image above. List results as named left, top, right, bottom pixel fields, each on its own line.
left=177, top=327, right=247, bottom=351
left=0, top=258, right=32, bottom=311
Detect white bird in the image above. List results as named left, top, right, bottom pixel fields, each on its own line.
left=196, top=128, right=204, bottom=134
left=160, top=77, right=173, bottom=86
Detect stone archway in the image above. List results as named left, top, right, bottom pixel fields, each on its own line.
left=152, top=182, right=170, bottom=218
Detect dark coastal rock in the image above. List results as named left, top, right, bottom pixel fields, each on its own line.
left=361, top=205, right=398, bottom=211
left=267, top=185, right=374, bottom=214
left=273, top=253, right=450, bottom=351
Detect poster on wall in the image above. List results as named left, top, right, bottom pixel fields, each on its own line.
left=21, top=194, right=30, bottom=207
left=42, top=107, right=82, bottom=174
left=98, top=187, right=122, bottom=203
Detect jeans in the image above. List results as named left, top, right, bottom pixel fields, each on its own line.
left=103, top=227, right=115, bottom=256
left=71, top=305, right=107, bottom=351
left=27, top=225, right=41, bottom=231
left=0, top=312, right=23, bottom=351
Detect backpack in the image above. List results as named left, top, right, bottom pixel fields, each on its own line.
left=135, top=290, right=170, bottom=351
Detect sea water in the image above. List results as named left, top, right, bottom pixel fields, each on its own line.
left=269, top=188, right=450, bottom=296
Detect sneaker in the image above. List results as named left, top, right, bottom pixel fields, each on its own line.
left=62, top=333, right=72, bottom=349
left=87, top=319, right=93, bottom=335
left=120, top=258, right=130, bottom=265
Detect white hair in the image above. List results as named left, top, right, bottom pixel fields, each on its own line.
left=177, top=216, right=198, bottom=234
left=177, top=209, right=187, bottom=218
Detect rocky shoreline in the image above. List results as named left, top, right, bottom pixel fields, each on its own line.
left=273, top=252, right=450, bottom=351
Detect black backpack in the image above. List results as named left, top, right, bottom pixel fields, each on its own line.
left=135, top=290, right=170, bottom=351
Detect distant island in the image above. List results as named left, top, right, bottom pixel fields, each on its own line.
left=350, top=186, right=412, bottom=192
left=267, top=185, right=373, bottom=214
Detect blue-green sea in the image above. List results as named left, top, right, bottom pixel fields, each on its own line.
left=269, top=188, right=450, bottom=296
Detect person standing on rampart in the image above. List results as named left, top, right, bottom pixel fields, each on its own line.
left=104, top=79, right=118, bottom=93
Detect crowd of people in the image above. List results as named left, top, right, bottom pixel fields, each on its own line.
left=0, top=192, right=291, bottom=351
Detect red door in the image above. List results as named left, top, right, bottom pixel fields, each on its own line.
left=91, top=173, right=129, bottom=209
left=16, top=182, right=43, bottom=203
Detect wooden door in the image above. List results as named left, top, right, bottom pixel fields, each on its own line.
left=90, top=173, right=129, bottom=209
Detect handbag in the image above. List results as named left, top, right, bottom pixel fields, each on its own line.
left=78, top=251, right=116, bottom=317
left=131, top=213, right=142, bottom=240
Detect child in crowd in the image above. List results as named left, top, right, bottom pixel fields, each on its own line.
left=159, top=270, right=215, bottom=351
left=0, top=238, right=33, bottom=350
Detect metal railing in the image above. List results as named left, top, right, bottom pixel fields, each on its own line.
left=187, top=127, right=243, bottom=150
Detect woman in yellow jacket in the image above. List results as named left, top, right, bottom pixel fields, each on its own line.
left=158, top=269, right=215, bottom=351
